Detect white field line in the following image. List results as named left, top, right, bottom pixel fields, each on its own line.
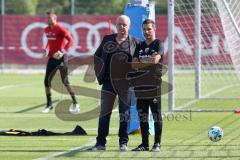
left=175, top=84, right=239, bottom=110
left=0, top=85, right=17, bottom=90
left=33, top=138, right=96, bottom=160
left=0, top=83, right=36, bottom=90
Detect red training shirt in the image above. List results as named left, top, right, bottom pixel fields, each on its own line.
left=44, top=24, right=74, bottom=58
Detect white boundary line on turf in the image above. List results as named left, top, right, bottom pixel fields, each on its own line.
left=0, top=83, right=36, bottom=90
left=33, top=138, right=96, bottom=160
left=0, top=85, right=20, bottom=90
left=175, top=84, right=239, bottom=110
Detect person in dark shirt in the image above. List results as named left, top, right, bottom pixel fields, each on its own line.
left=132, top=19, right=164, bottom=152
left=90, top=15, right=140, bottom=151
left=42, top=11, right=79, bottom=114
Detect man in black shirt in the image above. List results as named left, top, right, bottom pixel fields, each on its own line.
left=90, top=15, right=140, bottom=151
left=132, top=19, right=164, bottom=152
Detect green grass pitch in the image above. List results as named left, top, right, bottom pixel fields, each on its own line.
left=0, top=73, right=239, bottom=160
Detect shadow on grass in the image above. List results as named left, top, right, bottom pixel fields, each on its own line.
left=15, top=100, right=59, bottom=113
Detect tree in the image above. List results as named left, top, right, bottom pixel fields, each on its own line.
left=154, top=0, right=167, bottom=15
left=36, top=0, right=71, bottom=15
left=74, top=0, right=128, bottom=15
left=5, top=0, right=39, bottom=15
left=2, top=0, right=168, bottom=15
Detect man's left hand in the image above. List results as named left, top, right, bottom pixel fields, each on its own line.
left=151, top=52, right=161, bottom=64
left=53, top=51, right=64, bottom=59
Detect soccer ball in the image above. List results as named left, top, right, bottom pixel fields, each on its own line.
left=208, top=126, right=223, bottom=142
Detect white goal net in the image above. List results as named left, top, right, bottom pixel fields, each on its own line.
left=168, top=0, right=240, bottom=111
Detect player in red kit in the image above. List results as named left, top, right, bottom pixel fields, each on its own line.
left=42, top=11, right=80, bottom=113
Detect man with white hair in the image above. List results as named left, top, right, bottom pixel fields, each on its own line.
left=90, top=15, right=140, bottom=151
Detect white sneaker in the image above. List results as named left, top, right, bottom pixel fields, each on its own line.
left=69, top=103, right=80, bottom=114
left=150, top=143, right=161, bottom=152
left=120, top=144, right=128, bottom=152
left=87, top=145, right=106, bottom=151
left=42, top=105, right=53, bottom=113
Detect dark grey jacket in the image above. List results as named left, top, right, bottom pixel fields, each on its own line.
left=94, top=34, right=140, bottom=85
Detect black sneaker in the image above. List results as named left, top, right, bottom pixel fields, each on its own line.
left=132, top=144, right=149, bottom=151
left=87, top=145, right=106, bottom=151
left=150, top=143, right=161, bottom=152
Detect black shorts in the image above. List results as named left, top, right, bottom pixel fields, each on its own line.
left=44, top=54, right=70, bottom=87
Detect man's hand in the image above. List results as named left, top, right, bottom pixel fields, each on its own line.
left=53, top=50, right=64, bottom=60
left=151, top=52, right=161, bottom=64
left=140, top=57, right=151, bottom=63
left=42, top=50, right=49, bottom=58
left=132, top=57, right=139, bottom=62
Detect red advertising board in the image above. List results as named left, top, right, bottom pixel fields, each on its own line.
left=0, top=15, right=232, bottom=65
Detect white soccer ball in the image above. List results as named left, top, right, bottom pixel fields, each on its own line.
left=208, top=126, right=223, bottom=142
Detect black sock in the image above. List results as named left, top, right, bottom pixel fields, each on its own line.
left=47, top=94, right=52, bottom=106
left=71, top=94, right=78, bottom=104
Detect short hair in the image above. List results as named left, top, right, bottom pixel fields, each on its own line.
left=46, top=10, right=57, bottom=18
left=142, top=19, right=155, bottom=27
left=116, top=15, right=131, bottom=25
